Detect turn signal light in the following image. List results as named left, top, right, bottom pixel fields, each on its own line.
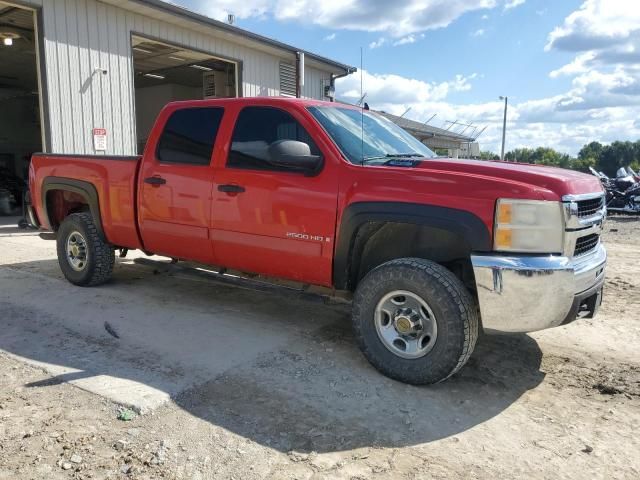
left=497, top=202, right=512, bottom=224
left=494, top=228, right=512, bottom=249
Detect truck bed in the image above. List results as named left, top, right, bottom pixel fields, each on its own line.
left=30, top=153, right=143, bottom=249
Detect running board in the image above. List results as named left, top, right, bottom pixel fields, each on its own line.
left=132, top=257, right=351, bottom=306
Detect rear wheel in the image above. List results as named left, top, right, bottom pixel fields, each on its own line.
left=56, top=212, right=115, bottom=286
left=352, top=257, right=478, bottom=384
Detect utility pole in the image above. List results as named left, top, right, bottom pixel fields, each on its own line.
left=499, top=96, right=508, bottom=161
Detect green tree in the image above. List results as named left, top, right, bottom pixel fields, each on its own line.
left=572, top=156, right=597, bottom=173
left=474, top=139, right=640, bottom=175
left=505, top=147, right=571, bottom=168
left=578, top=141, right=603, bottom=162
left=597, top=141, right=640, bottom=176
left=504, top=148, right=535, bottom=163
left=479, top=150, right=500, bottom=160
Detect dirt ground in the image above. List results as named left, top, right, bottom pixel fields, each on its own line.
left=0, top=216, right=638, bottom=480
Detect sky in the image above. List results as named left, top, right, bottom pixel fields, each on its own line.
left=174, top=0, right=640, bottom=155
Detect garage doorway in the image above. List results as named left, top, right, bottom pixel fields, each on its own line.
left=0, top=2, right=43, bottom=215
left=132, top=35, right=239, bottom=154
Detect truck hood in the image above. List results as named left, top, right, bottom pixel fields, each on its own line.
left=415, top=158, right=603, bottom=199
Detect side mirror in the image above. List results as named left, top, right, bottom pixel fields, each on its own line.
left=268, top=140, right=322, bottom=174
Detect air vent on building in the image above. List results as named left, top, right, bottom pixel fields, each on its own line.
left=203, top=71, right=216, bottom=99
left=279, top=62, right=296, bottom=97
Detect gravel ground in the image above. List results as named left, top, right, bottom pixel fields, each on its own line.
left=0, top=216, right=639, bottom=479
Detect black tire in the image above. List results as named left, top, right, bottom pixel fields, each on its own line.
left=56, top=212, right=115, bottom=287
left=352, top=257, right=478, bottom=385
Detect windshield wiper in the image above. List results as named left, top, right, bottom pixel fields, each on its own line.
left=385, top=153, right=423, bottom=158
left=362, top=153, right=423, bottom=163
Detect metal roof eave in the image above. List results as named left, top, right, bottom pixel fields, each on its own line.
left=112, top=0, right=356, bottom=74
left=377, top=111, right=475, bottom=142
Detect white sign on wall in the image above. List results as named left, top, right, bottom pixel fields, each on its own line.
left=93, top=128, right=107, bottom=151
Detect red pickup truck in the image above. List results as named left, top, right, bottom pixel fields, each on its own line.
left=27, top=97, right=607, bottom=384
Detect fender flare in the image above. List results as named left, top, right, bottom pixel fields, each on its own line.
left=333, top=202, right=492, bottom=289
left=41, top=177, right=105, bottom=240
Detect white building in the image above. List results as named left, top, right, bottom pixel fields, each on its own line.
left=0, top=0, right=355, bottom=180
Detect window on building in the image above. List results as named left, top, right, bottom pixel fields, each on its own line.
left=157, top=107, right=224, bottom=165
left=279, top=62, right=296, bottom=97
left=228, top=107, right=320, bottom=171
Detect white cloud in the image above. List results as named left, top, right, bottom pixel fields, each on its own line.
left=556, top=68, right=640, bottom=111
left=178, top=0, right=640, bottom=155
left=545, top=0, right=640, bottom=115
left=546, top=0, right=640, bottom=84
left=323, top=33, right=336, bottom=41
left=549, top=52, right=595, bottom=78
left=369, top=37, right=386, bottom=49
left=506, top=0, right=640, bottom=153
left=546, top=0, right=640, bottom=54
left=393, top=34, right=425, bottom=46
left=336, top=66, right=640, bottom=154
left=187, top=0, right=511, bottom=37
left=336, top=70, right=478, bottom=105
left=504, top=0, right=525, bottom=10
left=471, top=28, right=485, bottom=37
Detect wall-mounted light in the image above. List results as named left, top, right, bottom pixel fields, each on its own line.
left=3, top=37, right=13, bottom=46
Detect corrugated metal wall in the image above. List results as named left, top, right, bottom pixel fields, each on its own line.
left=25, top=0, right=334, bottom=155
left=302, top=65, right=330, bottom=100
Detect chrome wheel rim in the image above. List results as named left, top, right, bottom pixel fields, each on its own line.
left=374, top=290, right=438, bottom=359
left=66, top=231, right=88, bottom=271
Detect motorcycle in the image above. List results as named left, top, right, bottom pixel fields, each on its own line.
left=589, top=166, right=640, bottom=215
left=627, top=166, right=640, bottom=183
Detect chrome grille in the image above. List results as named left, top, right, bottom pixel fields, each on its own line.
left=576, top=196, right=604, bottom=217
left=574, top=233, right=600, bottom=257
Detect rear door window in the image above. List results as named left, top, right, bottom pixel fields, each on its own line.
left=157, top=107, right=224, bottom=165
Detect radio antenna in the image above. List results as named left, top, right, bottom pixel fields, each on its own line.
left=360, top=46, right=364, bottom=166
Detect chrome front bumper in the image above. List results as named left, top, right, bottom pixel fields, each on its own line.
left=471, top=244, right=606, bottom=334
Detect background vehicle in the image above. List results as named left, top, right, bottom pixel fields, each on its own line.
left=626, top=166, right=640, bottom=182
left=590, top=166, right=640, bottom=214
left=27, top=98, right=607, bottom=384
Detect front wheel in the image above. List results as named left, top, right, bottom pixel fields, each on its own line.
left=56, top=212, right=115, bottom=286
left=352, top=258, right=478, bottom=384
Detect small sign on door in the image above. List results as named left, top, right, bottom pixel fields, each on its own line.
left=93, top=128, right=107, bottom=151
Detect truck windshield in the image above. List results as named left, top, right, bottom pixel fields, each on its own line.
left=307, top=106, right=436, bottom=165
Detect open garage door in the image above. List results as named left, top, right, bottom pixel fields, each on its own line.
left=0, top=2, right=42, bottom=215
left=132, top=36, right=238, bottom=154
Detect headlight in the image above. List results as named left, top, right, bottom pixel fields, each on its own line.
left=494, top=199, right=564, bottom=253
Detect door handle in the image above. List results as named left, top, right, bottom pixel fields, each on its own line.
left=218, top=184, right=245, bottom=193
left=144, top=176, right=166, bottom=185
